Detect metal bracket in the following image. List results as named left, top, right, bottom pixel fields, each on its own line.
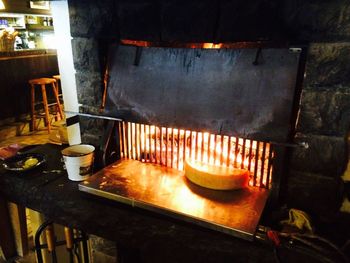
left=289, top=47, right=302, bottom=54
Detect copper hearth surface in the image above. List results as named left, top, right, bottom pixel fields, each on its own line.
left=79, top=159, right=269, bottom=240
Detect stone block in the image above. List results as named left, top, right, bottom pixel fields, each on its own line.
left=75, top=71, right=102, bottom=106
left=78, top=105, right=106, bottom=145
left=304, top=43, right=350, bottom=87
left=283, top=0, right=350, bottom=42
left=68, top=0, right=117, bottom=38
left=286, top=170, right=343, bottom=215
left=297, top=88, right=350, bottom=136
left=290, top=134, right=347, bottom=177
left=72, top=37, right=101, bottom=73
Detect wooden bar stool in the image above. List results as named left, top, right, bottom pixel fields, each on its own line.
left=52, top=75, right=62, bottom=99
left=29, top=78, right=64, bottom=133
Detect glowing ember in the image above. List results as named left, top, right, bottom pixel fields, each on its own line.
left=118, top=122, right=273, bottom=189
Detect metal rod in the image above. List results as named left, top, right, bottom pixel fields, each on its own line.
left=129, top=122, right=135, bottom=159
left=241, top=138, right=246, bottom=169
left=253, top=141, right=260, bottom=186
left=177, top=130, right=180, bottom=169
left=125, top=122, right=130, bottom=159
left=269, top=141, right=309, bottom=149
left=201, top=132, right=204, bottom=163
left=153, top=126, right=157, bottom=164
left=248, top=139, right=253, bottom=172
left=64, top=111, right=123, bottom=122
left=135, top=123, right=138, bottom=160
left=208, top=134, right=212, bottom=165
left=149, top=125, right=152, bottom=163
left=213, top=134, right=217, bottom=164
left=182, top=130, right=187, bottom=169
left=234, top=137, right=239, bottom=168
left=260, top=142, right=267, bottom=188
left=166, top=128, right=169, bottom=167
left=226, top=136, right=231, bottom=167
left=195, top=132, right=199, bottom=161
left=220, top=135, right=224, bottom=166
left=189, top=131, right=193, bottom=159
left=118, top=122, right=124, bottom=158
left=143, top=124, right=147, bottom=162
left=160, top=127, right=163, bottom=165
left=266, top=144, right=273, bottom=189
left=171, top=128, right=174, bottom=168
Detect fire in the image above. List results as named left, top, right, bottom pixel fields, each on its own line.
left=202, top=43, right=223, bottom=49
left=119, top=122, right=273, bottom=188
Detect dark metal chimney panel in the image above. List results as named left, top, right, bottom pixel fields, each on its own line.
left=160, top=0, right=217, bottom=42
left=116, top=0, right=288, bottom=43
left=118, top=0, right=161, bottom=41
left=105, top=45, right=300, bottom=142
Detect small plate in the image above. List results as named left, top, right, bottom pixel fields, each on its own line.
left=2, top=153, right=46, bottom=172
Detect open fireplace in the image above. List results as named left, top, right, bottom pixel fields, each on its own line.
left=78, top=38, right=306, bottom=240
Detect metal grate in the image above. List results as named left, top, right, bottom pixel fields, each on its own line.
left=118, top=121, right=274, bottom=189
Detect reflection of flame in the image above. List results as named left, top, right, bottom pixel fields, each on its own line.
left=203, top=43, right=223, bottom=49
left=119, top=122, right=273, bottom=189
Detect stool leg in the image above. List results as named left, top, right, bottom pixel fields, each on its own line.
left=30, top=84, right=36, bottom=131
left=41, top=84, right=51, bottom=133
left=51, top=82, right=64, bottom=120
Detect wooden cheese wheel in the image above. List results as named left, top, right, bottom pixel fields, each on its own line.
left=184, top=159, right=249, bottom=190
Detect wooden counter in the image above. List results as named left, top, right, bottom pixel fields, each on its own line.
left=0, top=49, right=58, bottom=120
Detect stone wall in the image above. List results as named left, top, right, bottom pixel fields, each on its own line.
left=67, top=0, right=349, bottom=226
left=66, top=0, right=350, bottom=261
left=283, top=1, right=350, bottom=215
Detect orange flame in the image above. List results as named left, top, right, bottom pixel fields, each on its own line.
left=120, top=122, right=273, bottom=188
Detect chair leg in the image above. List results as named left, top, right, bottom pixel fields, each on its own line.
left=30, top=84, right=36, bottom=131
left=51, top=82, right=64, bottom=120
left=41, top=84, right=51, bottom=133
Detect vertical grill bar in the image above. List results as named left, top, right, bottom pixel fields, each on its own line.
left=165, top=128, right=169, bottom=167
left=234, top=137, right=239, bottom=168
left=266, top=144, right=273, bottom=189
left=134, top=123, right=139, bottom=160
left=148, top=125, right=152, bottom=163
left=259, top=142, right=267, bottom=187
left=248, top=139, right=253, bottom=173
left=241, top=138, right=246, bottom=169
left=127, top=122, right=131, bottom=159
left=160, top=127, right=163, bottom=165
left=138, top=124, right=142, bottom=161
left=201, top=133, right=205, bottom=163
left=143, top=124, right=147, bottom=162
left=176, top=130, right=180, bottom=169
left=183, top=131, right=187, bottom=169
left=189, top=131, right=193, bottom=160
left=226, top=136, right=231, bottom=167
left=122, top=122, right=127, bottom=158
left=208, top=134, right=212, bottom=165
left=195, top=132, right=199, bottom=161
left=118, top=122, right=124, bottom=158
left=171, top=128, right=174, bottom=168
left=154, top=126, right=157, bottom=164
left=253, top=141, right=260, bottom=186
left=131, top=122, right=135, bottom=160
left=220, top=135, right=224, bottom=166
left=213, top=135, right=217, bottom=165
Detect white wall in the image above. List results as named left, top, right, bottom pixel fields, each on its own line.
left=51, top=0, right=81, bottom=145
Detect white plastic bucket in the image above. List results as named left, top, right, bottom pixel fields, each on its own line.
left=61, top=144, right=95, bottom=181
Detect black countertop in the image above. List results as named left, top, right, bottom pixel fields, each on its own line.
left=2, top=144, right=341, bottom=263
